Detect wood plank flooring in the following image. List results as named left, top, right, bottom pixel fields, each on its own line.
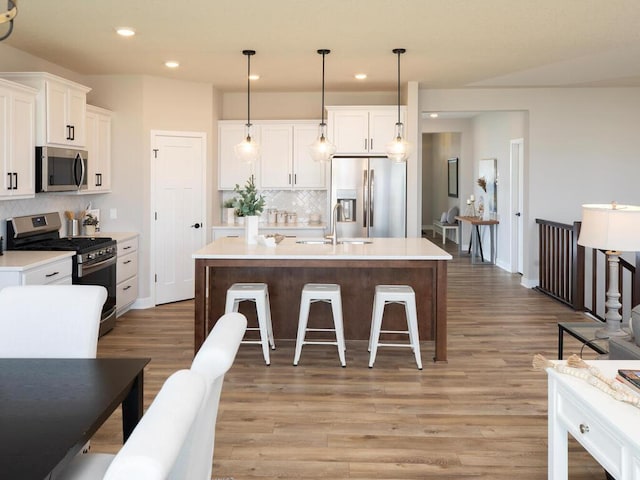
left=93, top=235, right=609, bottom=479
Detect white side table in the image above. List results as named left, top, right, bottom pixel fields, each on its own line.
left=547, top=360, right=640, bottom=479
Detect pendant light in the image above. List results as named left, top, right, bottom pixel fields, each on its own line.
left=308, top=49, right=336, bottom=163
left=0, top=0, right=17, bottom=42
left=385, top=48, right=412, bottom=163
left=234, top=50, right=260, bottom=163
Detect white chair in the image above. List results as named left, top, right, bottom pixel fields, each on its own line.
left=294, top=283, right=346, bottom=367
left=368, top=285, right=422, bottom=370
left=224, top=282, right=275, bottom=365
left=179, top=312, right=247, bottom=479
left=57, top=369, right=206, bottom=480
left=0, top=285, right=107, bottom=358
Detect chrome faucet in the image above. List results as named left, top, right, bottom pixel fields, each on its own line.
left=325, top=202, right=341, bottom=245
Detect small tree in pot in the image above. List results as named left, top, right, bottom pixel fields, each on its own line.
left=233, top=174, right=265, bottom=217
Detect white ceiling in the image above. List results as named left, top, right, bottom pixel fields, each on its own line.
left=3, top=0, right=640, bottom=93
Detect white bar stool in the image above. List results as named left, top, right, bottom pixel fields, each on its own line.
left=368, top=285, right=422, bottom=370
left=224, top=283, right=275, bottom=365
left=293, top=283, right=346, bottom=367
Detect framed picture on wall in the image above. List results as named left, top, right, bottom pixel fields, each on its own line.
left=448, top=157, right=458, bottom=198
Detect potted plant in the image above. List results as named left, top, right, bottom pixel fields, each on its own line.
left=82, top=212, right=99, bottom=236
left=233, top=175, right=265, bottom=244
left=222, top=198, right=236, bottom=224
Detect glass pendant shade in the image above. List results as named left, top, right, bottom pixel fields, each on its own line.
left=308, top=123, right=336, bottom=163
left=386, top=122, right=412, bottom=163
left=234, top=131, right=260, bottom=164
left=309, top=49, right=335, bottom=163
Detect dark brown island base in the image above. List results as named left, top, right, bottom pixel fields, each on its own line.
left=193, top=237, right=452, bottom=362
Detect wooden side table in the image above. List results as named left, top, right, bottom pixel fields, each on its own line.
left=455, top=215, right=499, bottom=264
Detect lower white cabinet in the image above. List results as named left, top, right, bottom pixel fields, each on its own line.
left=116, top=235, right=138, bottom=317
left=0, top=252, right=73, bottom=290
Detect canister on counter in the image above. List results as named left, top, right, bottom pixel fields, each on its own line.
left=286, top=212, right=297, bottom=224
left=267, top=208, right=277, bottom=224
left=276, top=211, right=286, bottom=224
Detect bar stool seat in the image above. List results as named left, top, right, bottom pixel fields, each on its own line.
left=224, top=283, right=275, bottom=365
left=294, top=283, right=346, bottom=367
left=368, top=285, right=422, bottom=370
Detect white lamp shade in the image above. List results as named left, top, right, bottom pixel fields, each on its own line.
left=385, top=136, right=412, bottom=163
left=578, top=203, right=640, bottom=252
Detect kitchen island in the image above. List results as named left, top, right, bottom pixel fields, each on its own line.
left=193, top=237, right=452, bottom=362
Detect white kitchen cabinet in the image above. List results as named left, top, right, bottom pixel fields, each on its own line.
left=292, top=123, right=327, bottom=189
left=0, top=252, right=73, bottom=290
left=212, top=225, right=326, bottom=240
left=85, top=105, right=112, bottom=192
left=218, top=122, right=260, bottom=190
left=115, top=235, right=139, bottom=317
left=0, top=72, right=91, bottom=148
left=327, top=106, right=404, bottom=155
left=0, top=79, right=36, bottom=200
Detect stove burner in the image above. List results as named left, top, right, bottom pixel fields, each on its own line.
left=19, top=236, right=114, bottom=253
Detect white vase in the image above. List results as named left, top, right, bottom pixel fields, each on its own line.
left=223, top=208, right=235, bottom=224
left=84, top=225, right=96, bottom=236
left=245, top=215, right=259, bottom=244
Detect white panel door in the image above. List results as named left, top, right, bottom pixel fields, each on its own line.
left=152, top=131, right=206, bottom=305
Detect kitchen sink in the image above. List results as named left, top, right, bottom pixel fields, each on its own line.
left=296, top=239, right=331, bottom=245
left=338, top=240, right=373, bottom=245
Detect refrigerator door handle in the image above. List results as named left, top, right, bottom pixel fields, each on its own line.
left=363, top=169, right=368, bottom=228
left=370, top=169, right=374, bottom=227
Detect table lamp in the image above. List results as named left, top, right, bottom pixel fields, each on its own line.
left=577, top=203, right=640, bottom=338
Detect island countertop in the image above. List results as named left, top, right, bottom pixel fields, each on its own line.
left=193, top=237, right=452, bottom=261
left=194, top=236, right=451, bottom=362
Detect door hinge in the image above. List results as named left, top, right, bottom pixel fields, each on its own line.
left=153, top=149, right=159, bottom=158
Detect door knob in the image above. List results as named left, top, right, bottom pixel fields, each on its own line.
left=515, top=212, right=521, bottom=217
left=191, top=223, right=201, bottom=229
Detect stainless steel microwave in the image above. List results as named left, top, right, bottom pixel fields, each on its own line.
left=36, top=146, right=88, bottom=192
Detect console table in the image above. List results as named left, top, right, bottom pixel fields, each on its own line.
left=547, top=360, right=640, bottom=479
left=454, top=215, right=499, bottom=264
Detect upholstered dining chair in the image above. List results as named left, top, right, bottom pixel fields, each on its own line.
left=0, top=285, right=107, bottom=358
left=57, top=312, right=247, bottom=480
left=57, top=368, right=206, bottom=480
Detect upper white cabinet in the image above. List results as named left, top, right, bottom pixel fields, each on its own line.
left=85, top=105, right=112, bottom=192
left=218, top=122, right=260, bottom=190
left=0, top=79, right=37, bottom=200
left=260, top=121, right=327, bottom=190
left=219, top=120, right=327, bottom=191
left=0, top=72, right=91, bottom=148
left=326, top=106, right=405, bottom=155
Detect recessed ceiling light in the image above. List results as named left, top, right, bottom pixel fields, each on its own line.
left=115, top=27, right=136, bottom=37
left=165, top=61, right=180, bottom=68
left=355, top=73, right=367, bottom=80
left=249, top=74, right=260, bottom=81
left=429, top=113, right=439, bottom=118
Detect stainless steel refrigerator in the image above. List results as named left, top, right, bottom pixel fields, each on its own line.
left=330, top=157, right=406, bottom=238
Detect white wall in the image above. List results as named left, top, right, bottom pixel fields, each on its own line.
left=420, top=87, right=640, bottom=285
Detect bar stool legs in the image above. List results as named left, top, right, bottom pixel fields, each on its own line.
left=224, top=283, right=275, bottom=365
left=368, top=285, right=422, bottom=370
left=294, top=284, right=346, bottom=367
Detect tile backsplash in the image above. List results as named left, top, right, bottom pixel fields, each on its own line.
left=0, top=196, right=97, bottom=249
left=221, top=190, right=328, bottom=224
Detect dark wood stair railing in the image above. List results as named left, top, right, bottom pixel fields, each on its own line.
left=536, top=218, right=640, bottom=321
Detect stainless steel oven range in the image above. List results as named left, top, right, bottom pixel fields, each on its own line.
left=6, top=212, right=117, bottom=336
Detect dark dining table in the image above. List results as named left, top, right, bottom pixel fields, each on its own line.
left=0, top=357, right=150, bottom=480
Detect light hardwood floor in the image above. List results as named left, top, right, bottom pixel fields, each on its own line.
left=93, top=236, right=609, bottom=479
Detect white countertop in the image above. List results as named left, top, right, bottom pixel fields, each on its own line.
left=193, top=237, right=452, bottom=261
left=212, top=223, right=326, bottom=230
left=0, top=251, right=74, bottom=271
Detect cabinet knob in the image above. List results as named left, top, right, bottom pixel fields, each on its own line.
left=579, top=423, right=589, bottom=434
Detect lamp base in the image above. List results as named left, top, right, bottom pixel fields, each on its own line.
left=595, top=325, right=629, bottom=339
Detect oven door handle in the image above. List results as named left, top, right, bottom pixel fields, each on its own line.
left=78, top=256, right=116, bottom=277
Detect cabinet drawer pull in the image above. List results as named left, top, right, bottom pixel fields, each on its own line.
left=45, top=271, right=60, bottom=278
left=123, top=285, right=132, bottom=291
left=123, top=260, right=132, bottom=265
left=123, top=246, right=132, bottom=250
left=579, top=423, right=589, bottom=434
